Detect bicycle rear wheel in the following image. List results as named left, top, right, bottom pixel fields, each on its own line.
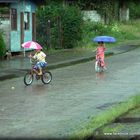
left=41, top=71, right=52, bottom=84
left=24, top=72, right=33, bottom=86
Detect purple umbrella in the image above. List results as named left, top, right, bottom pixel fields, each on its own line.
left=93, top=36, right=116, bottom=43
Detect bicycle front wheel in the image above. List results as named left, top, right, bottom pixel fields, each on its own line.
left=24, top=72, right=33, bottom=86
left=95, top=61, right=100, bottom=72
left=95, top=61, right=103, bottom=72
left=41, top=71, right=52, bottom=84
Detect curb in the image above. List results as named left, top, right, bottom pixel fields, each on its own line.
left=0, top=74, right=18, bottom=81
left=0, top=52, right=114, bottom=81
left=0, top=44, right=139, bottom=81
left=48, top=52, right=114, bottom=70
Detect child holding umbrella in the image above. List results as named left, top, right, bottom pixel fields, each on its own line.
left=96, top=41, right=106, bottom=69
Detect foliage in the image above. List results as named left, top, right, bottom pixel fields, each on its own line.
left=94, top=0, right=117, bottom=23
left=0, top=30, right=6, bottom=59
left=36, top=3, right=62, bottom=50
left=0, top=7, right=9, bottom=14
left=36, top=1, right=140, bottom=50
left=129, top=1, right=140, bottom=19
left=78, top=19, right=139, bottom=49
left=77, top=0, right=119, bottom=23
left=36, top=2, right=83, bottom=49
left=61, top=6, right=83, bottom=48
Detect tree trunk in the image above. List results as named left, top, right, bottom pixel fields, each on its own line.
left=119, top=0, right=129, bottom=22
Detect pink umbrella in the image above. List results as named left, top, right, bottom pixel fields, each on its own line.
left=22, top=41, right=42, bottom=50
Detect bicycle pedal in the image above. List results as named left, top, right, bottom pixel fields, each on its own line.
left=35, top=75, right=40, bottom=80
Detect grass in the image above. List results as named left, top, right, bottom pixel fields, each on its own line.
left=120, top=20, right=140, bottom=37
left=100, top=123, right=124, bottom=134
left=69, top=94, right=140, bottom=140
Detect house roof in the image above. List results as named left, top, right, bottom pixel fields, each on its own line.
left=0, top=0, right=19, bottom=3
left=32, top=0, right=45, bottom=5
left=0, top=0, right=45, bottom=4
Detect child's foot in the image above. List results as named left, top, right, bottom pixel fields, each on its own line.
left=103, top=66, right=107, bottom=70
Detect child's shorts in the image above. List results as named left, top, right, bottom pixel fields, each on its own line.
left=33, top=62, right=47, bottom=69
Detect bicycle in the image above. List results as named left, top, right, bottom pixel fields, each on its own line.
left=95, top=57, right=106, bottom=72
left=23, top=59, right=52, bottom=86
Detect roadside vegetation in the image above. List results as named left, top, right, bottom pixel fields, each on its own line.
left=78, top=19, right=140, bottom=50
left=71, top=94, right=140, bottom=139
left=36, top=2, right=83, bottom=50
left=36, top=1, right=140, bottom=52
left=40, top=18, right=140, bottom=54
left=0, top=30, right=6, bottom=59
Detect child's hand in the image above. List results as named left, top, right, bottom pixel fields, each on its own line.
left=28, top=53, right=33, bottom=58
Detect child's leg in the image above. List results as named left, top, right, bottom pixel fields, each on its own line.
left=37, top=63, right=42, bottom=75
left=33, top=65, right=39, bottom=75
left=100, top=54, right=105, bottom=67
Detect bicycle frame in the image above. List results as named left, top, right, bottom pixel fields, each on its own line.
left=95, top=57, right=105, bottom=72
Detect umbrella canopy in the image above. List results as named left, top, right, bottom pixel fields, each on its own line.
left=22, top=41, right=42, bottom=50
left=93, top=36, right=116, bottom=43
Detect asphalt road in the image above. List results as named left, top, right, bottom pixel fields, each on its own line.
left=0, top=47, right=140, bottom=139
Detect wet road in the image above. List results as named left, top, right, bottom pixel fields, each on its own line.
left=0, top=47, right=140, bottom=138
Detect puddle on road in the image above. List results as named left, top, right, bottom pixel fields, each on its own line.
left=23, top=84, right=51, bottom=95
left=96, top=72, right=106, bottom=80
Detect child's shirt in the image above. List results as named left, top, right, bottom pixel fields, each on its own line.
left=96, top=46, right=106, bottom=55
left=33, top=51, right=46, bottom=62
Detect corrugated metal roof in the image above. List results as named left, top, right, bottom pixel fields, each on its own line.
left=0, top=0, right=19, bottom=3
left=0, top=0, right=45, bottom=4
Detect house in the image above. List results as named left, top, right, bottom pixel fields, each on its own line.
left=0, top=0, right=45, bottom=53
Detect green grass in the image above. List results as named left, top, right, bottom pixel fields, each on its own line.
left=119, top=20, right=140, bottom=37
left=69, top=94, right=140, bottom=140
left=101, top=123, right=124, bottom=134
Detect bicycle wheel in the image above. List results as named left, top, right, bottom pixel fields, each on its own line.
left=41, top=71, right=52, bottom=84
left=95, top=60, right=104, bottom=72
left=95, top=61, right=100, bottom=72
left=24, top=72, right=33, bottom=86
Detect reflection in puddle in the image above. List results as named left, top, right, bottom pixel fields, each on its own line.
left=96, top=72, right=105, bottom=80
left=33, top=84, right=46, bottom=91
left=24, top=84, right=49, bottom=95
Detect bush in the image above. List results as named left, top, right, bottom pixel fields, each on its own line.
left=0, top=31, right=6, bottom=59
left=78, top=20, right=139, bottom=49
left=61, top=6, right=83, bottom=48
left=36, top=3, right=83, bottom=49
left=129, top=1, right=140, bottom=19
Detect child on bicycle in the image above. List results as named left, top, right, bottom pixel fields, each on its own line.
left=96, top=41, right=106, bottom=69
left=29, top=49, right=47, bottom=75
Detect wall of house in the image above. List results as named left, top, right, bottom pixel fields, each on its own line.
left=83, top=10, right=101, bottom=22
left=120, top=8, right=129, bottom=21
left=10, top=0, right=36, bottom=52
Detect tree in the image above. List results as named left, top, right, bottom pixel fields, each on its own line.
left=36, top=2, right=83, bottom=49
left=0, top=30, right=6, bottom=59
left=119, top=0, right=129, bottom=22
